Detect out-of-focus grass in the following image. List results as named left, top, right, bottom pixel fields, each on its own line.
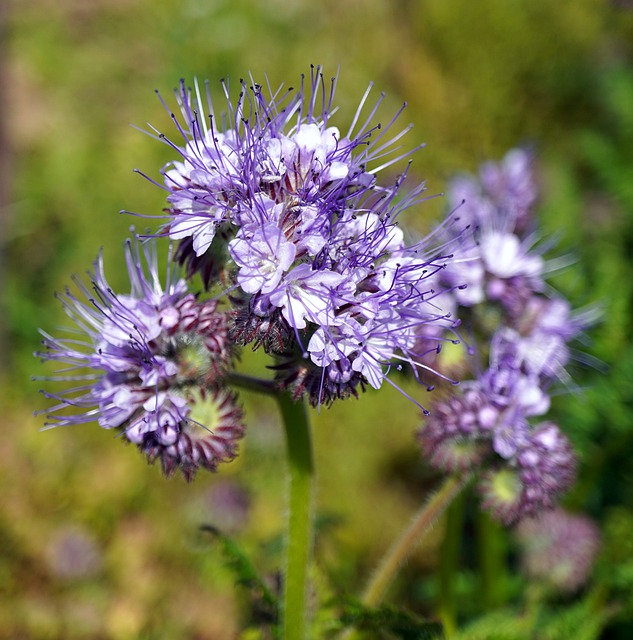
left=3, top=0, right=633, bottom=637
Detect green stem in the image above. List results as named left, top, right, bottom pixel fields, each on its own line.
left=476, top=510, right=506, bottom=609
left=361, top=474, right=469, bottom=608
left=226, top=372, right=278, bottom=396
left=226, top=373, right=315, bottom=639
left=276, top=392, right=314, bottom=640
left=438, top=488, right=465, bottom=638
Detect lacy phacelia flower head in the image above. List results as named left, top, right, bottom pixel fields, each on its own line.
left=516, top=508, right=601, bottom=593
left=416, top=147, right=594, bottom=525
left=418, top=361, right=577, bottom=524
left=448, top=148, right=538, bottom=238
left=441, top=148, right=545, bottom=313
left=141, top=67, right=467, bottom=407
left=155, top=68, right=387, bottom=260
left=479, top=422, right=576, bottom=524
left=36, top=238, right=244, bottom=480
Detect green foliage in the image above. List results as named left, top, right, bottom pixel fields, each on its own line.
left=338, top=598, right=444, bottom=639
left=453, top=594, right=609, bottom=640
left=200, top=525, right=279, bottom=632
left=601, top=508, right=633, bottom=620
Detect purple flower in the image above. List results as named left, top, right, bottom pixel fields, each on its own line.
left=202, top=480, right=251, bottom=534
left=416, top=147, right=595, bottom=525
left=441, top=148, right=545, bottom=314
left=139, top=68, right=467, bottom=406
left=268, top=264, right=344, bottom=331
left=229, top=221, right=297, bottom=295
left=479, top=148, right=538, bottom=235
left=36, top=238, right=244, bottom=480
left=417, top=386, right=497, bottom=472
left=418, top=331, right=577, bottom=522
left=45, top=526, right=102, bottom=580
left=516, top=508, right=601, bottom=593
left=481, top=329, right=551, bottom=416
left=150, top=69, right=387, bottom=261
left=479, top=421, right=576, bottom=524
left=448, top=147, right=538, bottom=236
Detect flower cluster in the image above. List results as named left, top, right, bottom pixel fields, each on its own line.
left=442, top=148, right=542, bottom=315
left=37, top=68, right=466, bottom=479
left=418, top=148, right=592, bottom=523
left=36, top=238, right=244, bottom=480
left=148, top=67, right=464, bottom=406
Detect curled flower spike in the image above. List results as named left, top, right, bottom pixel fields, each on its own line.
left=440, top=148, right=546, bottom=313
left=418, top=353, right=577, bottom=523
left=151, top=67, right=414, bottom=258
left=417, top=387, right=496, bottom=472
left=35, top=237, right=244, bottom=480
left=136, top=67, right=469, bottom=407
left=416, top=146, right=599, bottom=522
left=478, top=422, right=576, bottom=524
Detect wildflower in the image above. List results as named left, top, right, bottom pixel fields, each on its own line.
left=138, top=68, right=467, bottom=405
left=418, top=332, right=577, bottom=523
left=479, top=422, right=576, bottom=524
left=45, top=526, right=102, bottom=580
left=449, top=147, right=538, bottom=236
left=415, top=146, right=599, bottom=522
left=516, top=508, right=601, bottom=593
left=229, top=220, right=297, bottom=295
left=203, top=480, right=251, bottom=533
left=152, top=69, right=381, bottom=265
left=417, top=386, right=496, bottom=472
left=441, top=148, right=545, bottom=314
left=36, top=237, right=244, bottom=480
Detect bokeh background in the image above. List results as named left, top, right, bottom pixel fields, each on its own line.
left=2, top=0, right=633, bottom=638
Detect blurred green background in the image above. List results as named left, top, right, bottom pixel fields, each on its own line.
left=2, top=0, right=633, bottom=638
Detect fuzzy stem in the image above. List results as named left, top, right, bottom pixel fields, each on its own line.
left=276, top=392, right=314, bottom=640
left=226, top=371, right=278, bottom=396
left=361, top=474, right=469, bottom=608
left=438, top=489, right=465, bottom=638
left=476, top=510, right=506, bottom=609
left=226, top=373, right=315, bottom=638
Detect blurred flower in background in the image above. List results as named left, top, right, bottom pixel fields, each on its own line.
left=44, top=525, right=102, bottom=582
left=418, top=148, right=596, bottom=523
left=516, top=508, right=601, bottom=593
left=202, top=480, right=251, bottom=534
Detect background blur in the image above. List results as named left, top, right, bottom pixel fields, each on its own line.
left=2, top=0, right=633, bottom=638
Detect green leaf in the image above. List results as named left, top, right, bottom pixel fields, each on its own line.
left=200, top=524, right=278, bottom=629
left=339, top=598, right=444, bottom=639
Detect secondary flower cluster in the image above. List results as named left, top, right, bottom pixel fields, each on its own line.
left=37, top=238, right=244, bottom=480
left=418, top=149, right=592, bottom=523
left=37, top=68, right=465, bottom=479
left=149, top=67, right=463, bottom=406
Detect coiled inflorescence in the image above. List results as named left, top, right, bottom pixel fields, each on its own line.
left=142, top=66, right=466, bottom=407
left=36, top=238, right=244, bottom=480
left=418, top=149, right=594, bottom=523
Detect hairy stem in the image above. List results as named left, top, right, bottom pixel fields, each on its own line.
left=226, top=373, right=315, bottom=638
left=476, top=510, right=506, bottom=610
left=226, top=371, right=279, bottom=396
left=438, top=488, right=465, bottom=638
left=276, top=392, right=314, bottom=640
left=362, top=474, right=469, bottom=608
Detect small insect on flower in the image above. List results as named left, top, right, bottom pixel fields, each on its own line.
left=34, top=236, right=244, bottom=480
